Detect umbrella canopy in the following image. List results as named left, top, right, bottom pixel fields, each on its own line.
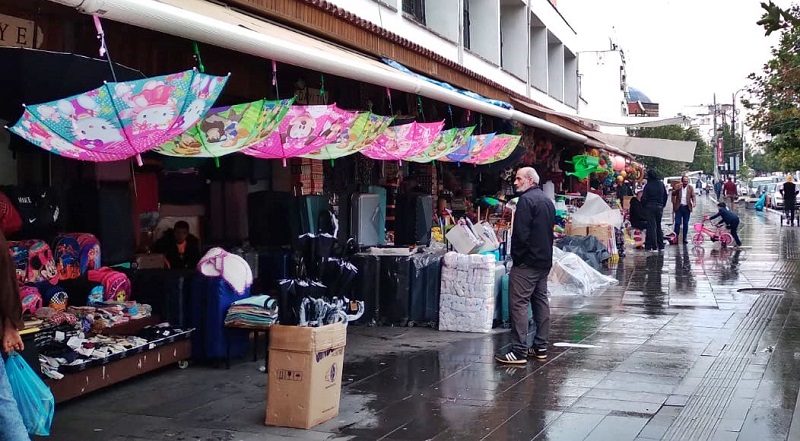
left=360, top=121, right=444, bottom=162
left=0, top=47, right=146, bottom=122
left=300, top=112, right=394, bottom=161
left=463, top=134, right=521, bottom=165
left=565, top=154, right=601, bottom=179
left=155, top=98, right=293, bottom=158
left=406, top=126, right=475, bottom=163
left=241, top=104, right=358, bottom=165
left=439, top=133, right=496, bottom=163
left=7, top=69, right=228, bottom=163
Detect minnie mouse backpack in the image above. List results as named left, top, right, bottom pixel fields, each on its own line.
left=9, top=240, right=59, bottom=285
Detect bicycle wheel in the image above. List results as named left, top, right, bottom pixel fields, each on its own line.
left=720, top=233, right=734, bottom=248
left=693, top=233, right=705, bottom=245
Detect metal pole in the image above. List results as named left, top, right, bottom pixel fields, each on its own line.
left=741, top=119, right=746, bottom=166
left=713, top=94, right=719, bottom=181
left=731, top=93, right=736, bottom=182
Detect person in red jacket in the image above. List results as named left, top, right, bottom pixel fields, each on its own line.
left=0, top=230, right=28, bottom=440
left=723, top=177, right=738, bottom=209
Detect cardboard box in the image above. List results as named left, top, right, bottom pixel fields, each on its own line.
left=565, top=224, right=589, bottom=236
left=588, top=224, right=614, bottom=243
left=622, top=196, right=633, bottom=211
left=266, top=323, right=347, bottom=429
left=135, top=253, right=166, bottom=269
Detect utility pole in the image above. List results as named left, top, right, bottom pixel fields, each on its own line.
left=732, top=93, right=737, bottom=182
left=713, top=94, right=719, bottom=181
left=741, top=119, right=746, bottom=166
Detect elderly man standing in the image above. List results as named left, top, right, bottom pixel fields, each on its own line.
left=496, top=167, right=555, bottom=365
left=671, top=175, right=696, bottom=244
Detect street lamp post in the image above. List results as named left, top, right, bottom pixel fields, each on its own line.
left=733, top=88, right=748, bottom=169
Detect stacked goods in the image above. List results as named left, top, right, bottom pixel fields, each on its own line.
left=290, top=158, right=324, bottom=195
left=438, top=252, right=495, bottom=333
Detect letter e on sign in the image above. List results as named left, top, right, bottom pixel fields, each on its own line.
left=0, top=14, right=40, bottom=49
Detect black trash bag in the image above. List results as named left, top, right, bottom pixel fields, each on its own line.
left=556, top=235, right=611, bottom=269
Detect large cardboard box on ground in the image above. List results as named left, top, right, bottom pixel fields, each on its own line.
left=266, top=323, right=347, bottom=429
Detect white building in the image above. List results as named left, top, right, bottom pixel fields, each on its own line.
left=574, top=43, right=628, bottom=120
left=324, top=0, right=581, bottom=113
left=679, top=104, right=716, bottom=141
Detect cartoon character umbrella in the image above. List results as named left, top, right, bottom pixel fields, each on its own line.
left=155, top=98, right=293, bottom=163
left=360, top=121, right=444, bottom=162
left=464, top=134, right=521, bottom=165
left=7, top=70, right=228, bottom=165
left=439, top=133, right=496, bottom=163
left=241, top=104, right=358, bottom=166
left=406, top=126, right=476, bottom=163
left=565, top=154, right=601, bottom=180
left=300, top=112, right=394, bottom=162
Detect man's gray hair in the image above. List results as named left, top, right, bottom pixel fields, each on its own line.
left=519, top=167, right=540, bottom=184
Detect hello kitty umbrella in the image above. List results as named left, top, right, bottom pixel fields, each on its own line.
left=360, top=121, right=444, bottom=163
left=438, top=133, right=496, bottom=163
left=241, top=104, right=358, bottom=166
left=463, top=134, right=521, bottom=165
left=155, top=98, right=293, bottom=163
left=6, top=69, right=228, bottom=165
left=300, top=112, right=394, bottom=162
left=406, top=126, right=475, bottom=163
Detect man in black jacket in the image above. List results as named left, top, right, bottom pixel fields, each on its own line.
left=496, top=167, right=555, bottom=365
left=153, top=221, right=201, bottom=270
left=641, top=169, right=668, bottom=251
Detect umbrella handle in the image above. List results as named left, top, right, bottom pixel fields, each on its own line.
left=135, top=154, right=143, bottom=167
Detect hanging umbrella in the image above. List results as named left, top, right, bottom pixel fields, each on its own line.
left=464, top=134, right=522, bottom=165
left=406, top=126, right=475, bottom=163
left=565, top=154, right=602, bottom=179
left=300, top=112, right=394, bottom=161
left=360, top=121, right=444, bottom=162
left=155, top=98, right=293, bottom=161
left=7, top=69, right=228, bottom=164
left=439, top=133, right=496, bottom=163
left=241, top=104, right=358, bottom=166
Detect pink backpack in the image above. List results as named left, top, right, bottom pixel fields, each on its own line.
left=87, top=267, right=131, bottom=302
left=19, top=285, right=42, bottom=316
left=9, top=240, right=59, bottom=285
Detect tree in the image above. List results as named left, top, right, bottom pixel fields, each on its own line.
left=738, top=163, right=754, bottom=184
left=745, top=4, right=800, bottom=171
left=627, top=125, right=713, bottom=176
left=750, top=151, right=779, bottom=173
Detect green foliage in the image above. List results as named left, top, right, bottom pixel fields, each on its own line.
left=746, top=4, right=800, bottom=171
left=738, top=163, right=754, bottom=184
left=750, top=151, right=780, bottom=173
left=627, top=125, right=713, bottom=176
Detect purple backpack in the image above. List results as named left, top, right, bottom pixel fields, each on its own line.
left=63, top=233, right=101, bottom=275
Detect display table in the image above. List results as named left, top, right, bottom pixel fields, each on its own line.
left=39, top=315, right=193, bottom=403
left=224, top=323, right=271, bottom=369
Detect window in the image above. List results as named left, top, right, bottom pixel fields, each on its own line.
left=403, top=0, right=426, bottom=25
left=463, top=0, right=470, bottom=49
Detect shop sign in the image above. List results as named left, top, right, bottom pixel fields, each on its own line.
left=0, top=13, right=41, bottom=49
left=294, top=87, right=329, bottom=105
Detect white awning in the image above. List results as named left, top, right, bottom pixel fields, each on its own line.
left=49, top=0, right=588, bottom=143
left=576, top=115, right=689, bottom=128
left=587, top=132, right=697, bottom=162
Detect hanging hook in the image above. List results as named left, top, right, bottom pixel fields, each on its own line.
left=271, top=60, right=280, bottom=98
left=192, top=42, right=206, bottom=73
left=92, top=15, right=117, bottom=82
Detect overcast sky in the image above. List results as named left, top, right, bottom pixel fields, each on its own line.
left=559, top=0, right=790, bottom=117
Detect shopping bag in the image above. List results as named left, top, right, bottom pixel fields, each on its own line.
left=5, top=351, right=54, bottom=436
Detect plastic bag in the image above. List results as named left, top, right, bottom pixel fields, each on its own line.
left=5, top=351, right=54, bottom=436
left=549, top=247, right=618, bottom=297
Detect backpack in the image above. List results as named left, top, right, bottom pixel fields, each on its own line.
left=0, top=190, right=21, bottom=237
left=51, top=235, right=81, bottom=281
left=0, top=186, right=62, bottom=240
left=39, top=285, right=69, bottom=311
left=9, top=240, right=59, bottom=285
left=87, top=268, right=131, bottom=302
left=19, top=285, right=42, bottom=316
left=63, top=233, right=101, bottom=274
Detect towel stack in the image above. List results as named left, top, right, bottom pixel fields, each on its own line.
left=438, top=252, right=496, bottom=333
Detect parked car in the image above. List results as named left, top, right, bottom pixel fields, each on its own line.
left=771, top=184, right=784, bottom=210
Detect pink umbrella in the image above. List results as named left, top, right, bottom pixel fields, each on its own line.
left=360, top=121, right=444, bottom=162
left=463, top=134, right=520, bottom=164
left=438, top=133, right=496, bottom=163
left=240, top=104, right=358, bottom=166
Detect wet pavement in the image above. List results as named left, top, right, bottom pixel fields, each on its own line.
left=42, top=195, right=800, bottom=441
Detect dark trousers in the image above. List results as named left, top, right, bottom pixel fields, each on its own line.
left=786, top=201, right=796, bottom=225
left=509, top=266, right=550, bottom=355
left=674, top=205, right=691, bottom=241
left=729, top=220, right=741, bottom=246
left=644, top=205, right=665, bottom=250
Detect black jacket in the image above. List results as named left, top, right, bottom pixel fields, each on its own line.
left=641, top=180, right=667, bottom=208
left=153, top=230, right=201, bottom=270
left=511, top=187, right=555, bottom=269
left=629, top=197, right=648, bottom=225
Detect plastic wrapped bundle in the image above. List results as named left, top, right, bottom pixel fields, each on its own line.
left=438, top=252, right=496, bottom=333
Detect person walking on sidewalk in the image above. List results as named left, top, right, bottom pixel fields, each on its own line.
left=496, top=167, right=554, bottom=365
left=641, top=169, right=668, bottom=252
left=710, top=202, right=742, bottom=247
left=723, top=177, right=738, bottom=209
left=714, top=179, right=723, bottom=200
left=671, top=175, right=696, bottom=244
left=780, top=175, right=798, bottom=226
left=0, top=230, right=29, bottom=441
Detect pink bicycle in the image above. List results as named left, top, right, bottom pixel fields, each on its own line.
left=693, top=216, right=734, bottom=247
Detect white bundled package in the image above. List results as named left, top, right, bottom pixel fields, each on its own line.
left=439, top=251, right=496, bottom=333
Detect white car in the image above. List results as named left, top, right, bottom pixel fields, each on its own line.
left=771, top=187, right=784, bottom=209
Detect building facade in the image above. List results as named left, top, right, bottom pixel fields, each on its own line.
left=575, top=44, right=629, bottom=120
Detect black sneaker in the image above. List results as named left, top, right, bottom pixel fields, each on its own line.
left=495, top=351, right=527, bottom=365
left=527, top=348, right=547, bottom=360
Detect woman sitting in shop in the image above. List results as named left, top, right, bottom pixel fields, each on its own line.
left=153, top=221, right=201, bottom=270
left=628, top=191, right=649, bottom=231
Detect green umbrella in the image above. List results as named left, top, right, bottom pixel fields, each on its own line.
left=156, top=98, right=293, bottom=164
left=301, top=112, right=394, bottom=161
left=406, top=126, right=476, bottom=163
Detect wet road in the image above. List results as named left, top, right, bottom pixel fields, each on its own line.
left=44, top=195, right=800, bottom=441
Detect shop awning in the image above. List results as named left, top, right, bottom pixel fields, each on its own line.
left=49, top=0, right=588, bottom=144
left=586, top=131, right=697, bottom=163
